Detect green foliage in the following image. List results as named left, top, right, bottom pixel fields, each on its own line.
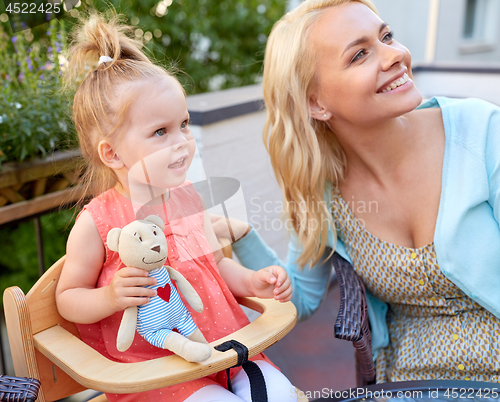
left=0, top=1, right=287, bottom=300
left=0, top=210, right=75, bottom=305
left=0, top=0, right=286, bottom=162
left=0, top=19, right=75, bottom=165
left=87, top=0, right=287, bottom=93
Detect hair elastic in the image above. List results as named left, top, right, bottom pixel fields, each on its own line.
left=98, top=55, right=114, bottom=65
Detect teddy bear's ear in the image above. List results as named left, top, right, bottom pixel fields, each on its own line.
left=106, top=227, right=122, bottom=252
left=144, top=215, right=164, bottom=230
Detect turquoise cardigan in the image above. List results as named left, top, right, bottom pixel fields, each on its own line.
left=232, top=96, right=500, bottom=360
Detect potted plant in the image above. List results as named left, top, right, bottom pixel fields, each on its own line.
left=0, top=18, right=83, bottom=225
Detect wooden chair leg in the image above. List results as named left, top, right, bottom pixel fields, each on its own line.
left=3, top=287, right=45, bottom=402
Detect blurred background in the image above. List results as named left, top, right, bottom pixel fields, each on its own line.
left=0, top=0, right=499, bottom=399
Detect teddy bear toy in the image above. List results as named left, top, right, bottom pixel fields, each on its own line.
left=106, top=215, right=212, bottom=362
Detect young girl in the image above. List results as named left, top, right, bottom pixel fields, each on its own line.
left=55, top=12, right=296, bottom=402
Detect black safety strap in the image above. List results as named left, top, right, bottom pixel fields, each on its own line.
left=214, top=340, right=268, bottom=402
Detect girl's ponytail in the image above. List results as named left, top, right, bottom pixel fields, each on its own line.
left=64, top=11, right=150, bottom=87
left=64, top=10, right=172, bottom=200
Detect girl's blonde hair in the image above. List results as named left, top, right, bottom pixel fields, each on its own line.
left=64, top=10, right=178, bottom=198
left=262, top=0, right=377, bottom=267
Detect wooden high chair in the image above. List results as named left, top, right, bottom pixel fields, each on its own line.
left=3, top=252, right=302, bottom=402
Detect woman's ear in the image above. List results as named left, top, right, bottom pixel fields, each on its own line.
left=308, top=94, right=331, bottom=121
left=98, top=140, right=124, bottom=170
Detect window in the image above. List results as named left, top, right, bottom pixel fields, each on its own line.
left=463, top=0, right=483, bottom=39
left=462, top=0, right=499, bottom=42
left=461, top=0, right=499, bottom=53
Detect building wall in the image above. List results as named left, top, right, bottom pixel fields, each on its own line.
left=372, top=0, right=429, bottom=63
left=195, top=110, right=290, bottom=261
left=436, top=0, right=500, bottom=63
left=365, top=0, right=500, bottom=64
left=413, top=70, right=500, bottom=105
left=186, top=85, right=289, bottom=260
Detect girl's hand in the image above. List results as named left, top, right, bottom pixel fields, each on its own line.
left=105, top=267, right=157, bottom=313
left=210, top=214, right=250, bottom=242
left=251, top=265, right=292, bottom=303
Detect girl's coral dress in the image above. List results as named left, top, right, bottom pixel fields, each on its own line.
left=76, top=182, right=272, bottom=401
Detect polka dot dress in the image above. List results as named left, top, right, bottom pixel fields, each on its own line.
left=331, top=188, right=500, bottom=383
left=76, top=183, right=272, bottom=401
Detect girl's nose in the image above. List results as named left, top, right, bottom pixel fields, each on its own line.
left=171, top=131, right=189, bottom=150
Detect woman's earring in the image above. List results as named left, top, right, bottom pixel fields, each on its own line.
left=323, top=113, right=328, bottom=118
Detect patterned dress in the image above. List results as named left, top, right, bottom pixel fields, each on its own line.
left=331, top=188, right=500, bottom=383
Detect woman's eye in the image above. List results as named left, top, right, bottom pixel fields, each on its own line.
left=154, top=128, right=166, bottom=137
left=382, top=31, right=394, bottom=42
left=351, top=49, right=367, bottom=63
left=180, top=119, right=189, bottom=129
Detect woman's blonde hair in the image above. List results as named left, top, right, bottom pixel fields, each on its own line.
left=263, top=0, right=377, bottom=267
left=64, top=10, right=179, bottom=199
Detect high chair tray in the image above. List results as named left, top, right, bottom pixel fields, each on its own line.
left=32, top=296, right=297, bottom=394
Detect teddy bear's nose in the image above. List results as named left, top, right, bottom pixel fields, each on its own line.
left=151, top=245, right=161, bottom=253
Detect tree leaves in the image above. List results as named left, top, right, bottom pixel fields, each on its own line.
left=89, top=0, right=287, bottom=93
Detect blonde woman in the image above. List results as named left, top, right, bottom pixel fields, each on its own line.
left=213, top=0, right=500, bottom=383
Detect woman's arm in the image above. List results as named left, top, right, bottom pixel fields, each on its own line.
left=236, top=227, right=333, bottom=320
left=55, top=210, right=156, bottom=324
left=486, top=107, right=500, bottom=223
left=211, top=215, right=332, bottom=320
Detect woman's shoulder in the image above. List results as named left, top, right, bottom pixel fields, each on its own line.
left=427, top=97, right=500, bottom=153
left=419, top=96, right=498, bottom=113
left=432, top=96, right=500, bottom=121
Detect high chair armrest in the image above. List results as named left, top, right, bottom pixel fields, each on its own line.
left=33, top=297, right=296, bottom=394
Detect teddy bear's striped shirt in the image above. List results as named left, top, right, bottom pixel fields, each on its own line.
left=136, top=266, right=198, bottom=349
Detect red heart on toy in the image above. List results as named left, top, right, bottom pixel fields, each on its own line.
left=157, top=284, right=171, bottom=303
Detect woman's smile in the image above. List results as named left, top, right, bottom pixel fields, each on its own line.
left=378, top=72, right=412, bottom=93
